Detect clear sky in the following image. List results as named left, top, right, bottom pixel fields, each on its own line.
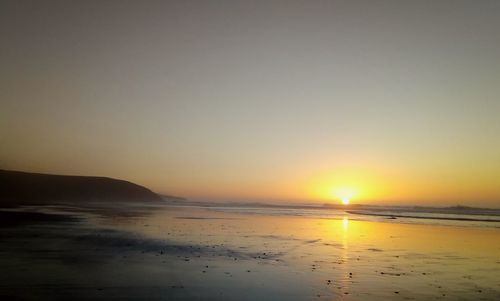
left=1, top=1, right=500, bottom=207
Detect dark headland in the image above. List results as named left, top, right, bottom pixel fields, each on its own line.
left=0, top=169, right=163, bottom=207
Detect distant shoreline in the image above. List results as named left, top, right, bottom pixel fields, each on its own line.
left=163, top=199, right=500, bottom=216
left=347, top=210, right=500, bottom=223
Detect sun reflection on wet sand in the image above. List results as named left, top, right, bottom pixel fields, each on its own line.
left=342, top=216, right=349, bottom=232
left=87, top=205, right=500, bottom=300
left=340, top=215, right=351, bottom=296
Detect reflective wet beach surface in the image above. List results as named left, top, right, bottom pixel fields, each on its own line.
left=1, top=205, right=499, bottom=300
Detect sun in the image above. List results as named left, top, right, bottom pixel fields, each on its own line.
left=330, top=186, right=357, bottom=205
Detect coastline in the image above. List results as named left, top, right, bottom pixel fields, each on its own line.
left=346, top=210, right=500, bottom=223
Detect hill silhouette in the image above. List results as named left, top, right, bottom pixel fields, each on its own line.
left=0, top=169, right=162, bottom=206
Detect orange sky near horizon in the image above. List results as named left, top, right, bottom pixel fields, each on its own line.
left=138, top=157, right=500, bottom=207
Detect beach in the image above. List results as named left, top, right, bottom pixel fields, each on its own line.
left=0, top=204, right=499, bottom=300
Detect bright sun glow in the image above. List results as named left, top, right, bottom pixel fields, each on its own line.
left=331, top=186, right=357, bottom=205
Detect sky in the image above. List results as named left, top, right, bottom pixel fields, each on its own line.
left=1, top=0, right=500, bottom=207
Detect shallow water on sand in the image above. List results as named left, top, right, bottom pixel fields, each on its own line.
left=1, top=204, right=499, bottom=300
left=94, top=205, right=500, bottom=300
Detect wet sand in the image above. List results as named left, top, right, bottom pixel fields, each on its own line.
left=0, top=204, right=499, bottom=300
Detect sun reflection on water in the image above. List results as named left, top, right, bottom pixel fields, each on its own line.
left=342, top=216, right=349, bottom=231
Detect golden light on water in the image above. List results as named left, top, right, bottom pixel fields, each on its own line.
left=342, top=216, right=349, bottom=230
